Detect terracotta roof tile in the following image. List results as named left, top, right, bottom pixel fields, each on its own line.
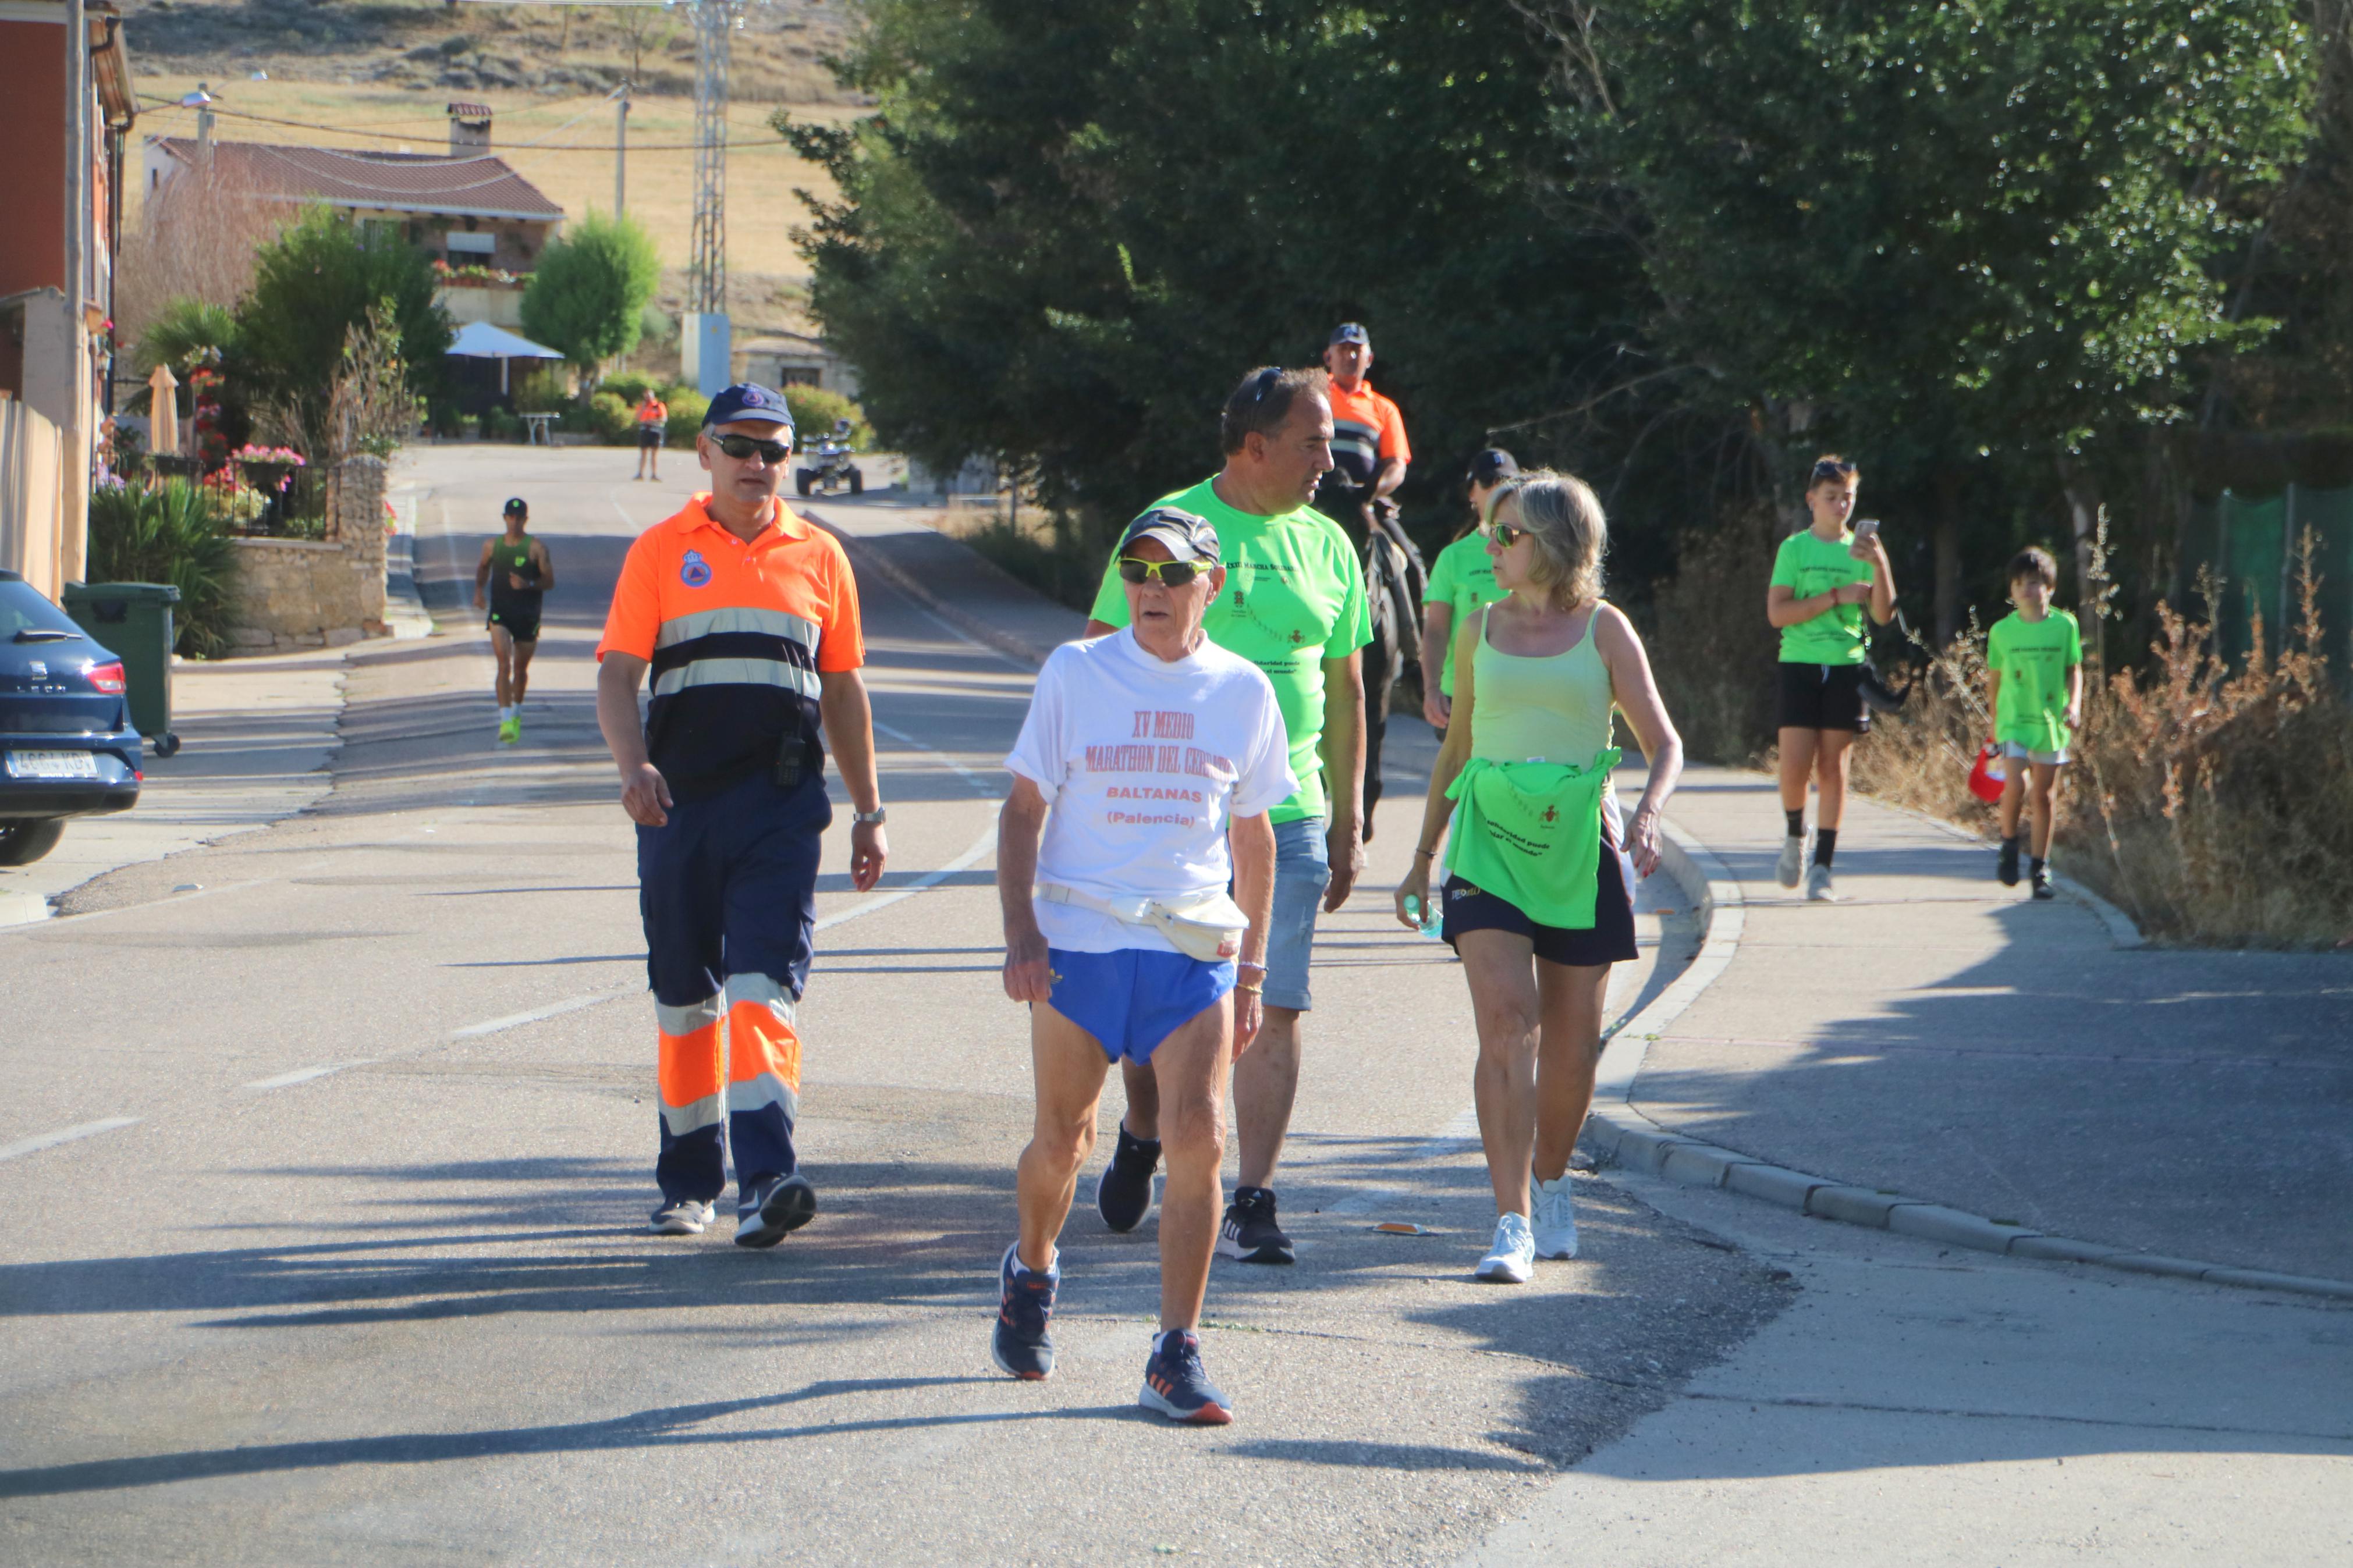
left=153, top=138, right=563, bottom=222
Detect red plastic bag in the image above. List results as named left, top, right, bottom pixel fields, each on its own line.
left=1967, top=742, right=2007, bottom=803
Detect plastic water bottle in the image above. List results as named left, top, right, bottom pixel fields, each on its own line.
left=1402, top=891, right=1442, bottom=941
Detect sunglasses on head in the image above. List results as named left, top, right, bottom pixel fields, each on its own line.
left=711, top=432, right=791, bottom=464
left=1811, top=458, right=1857, bottom=482
left=1117, top=556, right=1205, bottom=588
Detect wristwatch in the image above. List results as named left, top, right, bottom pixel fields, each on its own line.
left=853, top=808, right=888, bottom=825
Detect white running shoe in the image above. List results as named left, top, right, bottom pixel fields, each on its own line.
left=1804, top=862, right=1839, bottom=901
left=1776, top=832, right=1808, bottom=888
left=650, top=1199, right=714, bottom=1235
left=1475, top=1213, right=1536, bottom=1283
left=1531, top=1175, right=1580, bottom=1259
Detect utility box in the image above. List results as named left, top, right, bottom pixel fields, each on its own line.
left=62, top=581, right=182, bottom=755
left=682, top=312, right=733, bottom=397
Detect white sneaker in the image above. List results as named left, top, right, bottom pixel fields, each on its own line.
left=1804, top=862, right=1839, bottom=901
left=1475, top=1213, right=1536, bottom=1283
left=650, top=1199, right=714, bottom=1235
left=1531, top=1175, right=1580, bottom=1259
left=1776, top=831, right=1808, bottom=888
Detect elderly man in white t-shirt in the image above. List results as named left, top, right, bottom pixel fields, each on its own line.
left=993, top=507, right=1294, bottom=1426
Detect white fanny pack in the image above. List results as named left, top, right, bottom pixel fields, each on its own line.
left=1035, top=883, right=1251, bottom=963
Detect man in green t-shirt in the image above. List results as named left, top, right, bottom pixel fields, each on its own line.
left=1081, top=365, right=1372, bottom=1267
left=1986, top=546, right=2084, bottom=900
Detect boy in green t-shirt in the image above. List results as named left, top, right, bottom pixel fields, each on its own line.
left=1985, top=546, right=2084, bottom=901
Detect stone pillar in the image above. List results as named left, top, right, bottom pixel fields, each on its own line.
left=328, top=454, right=389, bottom=631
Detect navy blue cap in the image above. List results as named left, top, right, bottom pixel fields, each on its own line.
left=1328, top=321, right=1370, bottom=347
left=1119, top=506, right=1220, bottom=565
left=502, top=495, right=527, bottom=515
left=701, top=382, right=796, bottom=432
left=1468, top=449, right=1518, bottom=486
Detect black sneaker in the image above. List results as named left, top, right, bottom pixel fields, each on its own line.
left=1216, top=1186, right=1294, bottom=1265
left=991, top=1243, right=1057, bottom=1381
left=1095, top=1125, right=1162, bottom=1233
left=2031, top=865, right=2055, bottom=901
left=1997, top=835, right=2021, bottom=887
left=1139, top=1329, right=1233, bottom=1425
left=733, top=1172, right=817, bottom=1249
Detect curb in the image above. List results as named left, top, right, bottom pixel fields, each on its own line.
left=1589, top=810, right=2353, bottom=1304
left=382, top=532, right=435, bottom=641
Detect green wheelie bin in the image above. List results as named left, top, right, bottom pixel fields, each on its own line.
left=62, top=581, right=183, bottom=756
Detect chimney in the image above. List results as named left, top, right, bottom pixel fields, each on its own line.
left=446, top=102, right=492, bottom=154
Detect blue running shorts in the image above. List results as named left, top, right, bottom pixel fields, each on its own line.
left=1046, top=947, right=1236, bottom=1064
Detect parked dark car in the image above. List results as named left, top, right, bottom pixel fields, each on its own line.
left=0, top=569, right=141, bottom=866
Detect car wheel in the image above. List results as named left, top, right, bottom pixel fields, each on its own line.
left=848, top=468, right=864, bottom=495
left=0, top=819, right=66, bottom=867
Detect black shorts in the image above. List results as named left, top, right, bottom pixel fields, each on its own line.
left=637, top=425, right=665, bottom=449
left=1440, top=831, right=1639, bottom=968
left=488, top=607, right=541, bottom=644
left=1777, top=662, right=1871, bottom=733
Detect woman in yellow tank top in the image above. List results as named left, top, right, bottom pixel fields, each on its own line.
left=1393, top=472, right=1685, bottom=1285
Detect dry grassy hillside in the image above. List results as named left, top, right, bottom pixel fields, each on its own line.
left=117, top=0, right=868, bottom=347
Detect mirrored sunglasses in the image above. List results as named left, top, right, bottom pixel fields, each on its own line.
left=1117, top=557, right=1205, bottom=588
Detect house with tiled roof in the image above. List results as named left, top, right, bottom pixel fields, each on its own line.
left=142, top=104, right=565, bottom=328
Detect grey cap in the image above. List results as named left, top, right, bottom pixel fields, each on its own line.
left=1117, top=506, right=1220, bottom=564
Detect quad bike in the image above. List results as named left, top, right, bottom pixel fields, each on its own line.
left=795, top=418, right=865, bottom=497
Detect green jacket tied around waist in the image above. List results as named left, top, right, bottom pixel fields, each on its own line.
left=1442, top=749, right=1623, bottom=930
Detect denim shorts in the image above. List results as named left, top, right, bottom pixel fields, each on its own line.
left=1046, top=947, right=1235, bottom=1064
left=2001, top=741, right=2071, bottom=767
left=1261, top=816, right=1332, bottom=1012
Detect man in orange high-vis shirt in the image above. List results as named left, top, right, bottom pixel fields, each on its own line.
left=595, top=381, right=888, bottom=1247
left=632, top=388, right=669, bottom=482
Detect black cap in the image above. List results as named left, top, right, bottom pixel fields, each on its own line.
left=701, top=382, right=796, bottom=434
left=1117, top=506, right=1220, bottom=565
left=1328, top=322, right=1369, bottom=347
left=1468, top=449, right=1518, bottom=486
left=502, top=496, right=528, bottom=515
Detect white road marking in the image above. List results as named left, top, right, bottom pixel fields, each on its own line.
left=452, top=989, right=634, bottom=1039
left=0, top=1117, right=141, bottom=1164
left=813, top=816, right=998, bottom=932
left=242, top=1061, right=378, bottom=1091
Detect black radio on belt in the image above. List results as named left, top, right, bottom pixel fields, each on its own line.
left=772, top=730, right=824, bottom=788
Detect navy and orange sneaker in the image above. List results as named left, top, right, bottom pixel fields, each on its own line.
left=992, top=1243, right=1058, bottom=1380
left=1139, top=1329, right=1233, bottom=1425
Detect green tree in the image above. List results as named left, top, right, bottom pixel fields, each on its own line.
left=234, top=207, right=450, bottom=459
left=783, top=1, right=1653, bottom=561
left=521, top=211, right=663, bottom=377
left=1554, top=0, right=2310, bottom=635
left=132, top=298, right=237, bottom=376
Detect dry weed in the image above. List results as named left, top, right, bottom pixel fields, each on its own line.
left=2066, top=541, right=2353, bottom=948
left=1642, top=521, right=1779, bottom=765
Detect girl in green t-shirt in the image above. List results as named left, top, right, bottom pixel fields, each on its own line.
left=1985, top=546, right=2084, bottom=901
left=1765, top=454, right=1896, bottom=902
left=1420, top=448, right=1517, bottom=734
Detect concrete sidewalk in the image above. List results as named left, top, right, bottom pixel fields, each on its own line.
left=1627, top=765, right=2353, bottom=1285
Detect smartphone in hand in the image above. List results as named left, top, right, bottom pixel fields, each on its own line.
left=1850, top=517, right=1882, bottom=558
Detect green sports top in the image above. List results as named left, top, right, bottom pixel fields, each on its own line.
left=489, top=533, right=542, bottom=610
left=1425, top=531, right=1504, bottom=697
left=1988, top=607, right=2082, bottom=752
left=1466, top=605, right=1616, bottom=768
left=1089, top=477, right=1372, bottom=824
left=1769, top=528, right=1874, bottom=665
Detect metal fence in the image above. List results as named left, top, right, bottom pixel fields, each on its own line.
left=2185, top=485, right=2353, bottom=672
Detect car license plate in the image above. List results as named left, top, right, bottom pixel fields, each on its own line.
left=4, top=750, right=100, bottom=780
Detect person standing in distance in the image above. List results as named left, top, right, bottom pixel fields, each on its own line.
left=992, top=508, right=1291, bottom=1424
left=1766, top=456, right=1895, bottom=901
left=594, top=383, right=887, bottom=1246
left=632, top=387, right=669, bottom=482
left=473, top=496, right=553, bottom=745
left=1083, top=366, right=1371, bottom=1267
left=1985, top=546, right=2082, bottom=900
left=1394, top=473, right=1684, bottom=1281
left=1421, top=449, right=1517, bottom=737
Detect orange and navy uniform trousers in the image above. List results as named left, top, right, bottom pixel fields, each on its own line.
left=595, top=493, right=865, bottom=1211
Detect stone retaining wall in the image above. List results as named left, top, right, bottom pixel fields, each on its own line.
left=224, top=455, right=391, bottom=654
